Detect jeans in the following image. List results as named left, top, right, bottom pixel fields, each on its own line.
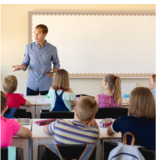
left=27, top=87, right=48, bottom=96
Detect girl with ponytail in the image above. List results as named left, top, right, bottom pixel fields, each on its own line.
left=95, top=74, right=122, bottom=107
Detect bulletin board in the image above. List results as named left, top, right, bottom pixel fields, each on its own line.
left=28, top=11, right=155, bottom=78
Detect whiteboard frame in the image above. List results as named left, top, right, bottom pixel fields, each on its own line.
left=28, top=11, right=155, bottom=78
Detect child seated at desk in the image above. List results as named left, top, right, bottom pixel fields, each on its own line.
left=43, top=97, right=99, bottom=144
left=107, top=87, right=155, bottom=150
left=3, top=75, right=30, bottom=108
left=148, top=74, right=156, bottom=102
left=48, top=69, right=77, bottom=111
left=95, top=74, right=122, bottom=107
left=0, top=91, right=32, bottom=147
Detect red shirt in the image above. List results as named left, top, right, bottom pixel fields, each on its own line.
left=5, top=93, right=26, bottom=108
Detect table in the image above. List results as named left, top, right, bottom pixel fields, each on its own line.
left=20, top=96, right=36, bottom=118
left=32, top=119, right=121, bottom=160
left=36, top=96, right=51, bottom=118
left=12, top=120, right=32, bottom=160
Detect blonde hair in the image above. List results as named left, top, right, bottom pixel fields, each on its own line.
left=1, top=91, right=7, bottom=114
left=76, top=97, right=98, bottom=121
left=105, top=74, right=122, bottom=105
left=3, top=75, right=18, bottom=93
left=129, top=87, right=155, bottom=119
left=52, top=69, right=70, bottom=91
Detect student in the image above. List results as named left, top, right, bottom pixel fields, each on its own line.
left=43, top=96, right=99, bottom=144
left=95, top=74, right=122, bottom=107
left=148, top=74, right=156, bottom=102
left=0, top=91, right=32, bottom=147
left=3, top=75, right=30, bottom=108
left=48, top=69, right=77, bottom=111
left=107, top=87, right=155, bottom=150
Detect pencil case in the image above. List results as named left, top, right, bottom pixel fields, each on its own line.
left=122, top=94, right=130, bottom=98
left=35, top=119, right=56, bottom=126
left=99, top=118, right=113, bottom=128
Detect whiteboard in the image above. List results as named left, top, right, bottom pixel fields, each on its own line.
left=121, top=83, right=136, bottom=94
left=28, top=11, right=155, bottom=77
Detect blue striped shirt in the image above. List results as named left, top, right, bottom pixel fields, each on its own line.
left=47, top=119, right=99, bottom=144
left=22, top=41, right=60, bottom=91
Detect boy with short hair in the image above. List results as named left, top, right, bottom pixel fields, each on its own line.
left=3, top=75, right=30, bottom=108
left=43, top=96, right=99, bottom=144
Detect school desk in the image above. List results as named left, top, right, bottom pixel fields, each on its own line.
left=20, top=96, right=37, bottom=118
left=12, top=120, right=32, bottom=160
left=31, top=119, right=121, bottom=160
left=36, top=96, right=51, bottom=118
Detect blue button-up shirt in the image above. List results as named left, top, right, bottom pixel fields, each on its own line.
left=22, top=41, right=60, bottom=91
left=151, top=89, right=156, bottom=102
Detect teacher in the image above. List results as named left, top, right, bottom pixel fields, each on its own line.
left=12, top=24, right=60, bottom=95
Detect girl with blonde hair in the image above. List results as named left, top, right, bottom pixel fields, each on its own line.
left=48, top=69, right=77, bottom=111
left=95, top=74, right=122, bottom=107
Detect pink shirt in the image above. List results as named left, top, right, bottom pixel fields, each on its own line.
left=98, top=94, right=121, bottom=107
left=0, top=116, right=21, bottom=147
left=5, top=93, right=26, bottom=108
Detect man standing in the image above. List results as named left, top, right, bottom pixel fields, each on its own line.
left=13, top=24, right=60, bottom=95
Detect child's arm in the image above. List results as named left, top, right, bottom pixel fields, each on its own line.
left=120, top=97, right=123, bottom=107
left=43, top=125, right=51, bottom=135
left=87, top=118, right=99, bottom=128
left=71, top=100, right=77, bottom=106
left=16, top=126, right=32, bottom=138
left=25, top=100, right=30, bottom=107
left=107, top=125, right=115, bottom=136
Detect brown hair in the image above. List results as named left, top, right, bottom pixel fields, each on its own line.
left=3, top=75, right=18, bottom=93
left=52, top=69, right=70, bottom=91
left=35, top=24, right=48, bottom=34
left=76, top=97, right=98, bottom=121
left=105, top=74, right=122, bottom=105
left=129, top=87, right=155, bottom=119
left=1, top=91, right=7, bottom=114
left=152, top=74, right=156, bottom=83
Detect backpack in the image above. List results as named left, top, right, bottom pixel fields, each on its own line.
left=108, top=132, right=145, bottom=160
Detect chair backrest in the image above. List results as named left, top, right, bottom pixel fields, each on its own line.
left=0, top=148, right=18, bottom=161
left=95, top=107, right=128, bottom=119
left=103, top=142, right=155, bottom=160
left=38, top=144, right=96, bottom=160
left=5, top=108, right=27, bottom=118
left=40, top=111, right=74, bottom=119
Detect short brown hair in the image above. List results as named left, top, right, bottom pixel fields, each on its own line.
left=129, top=87, right=155, bottom=119
left=105, top=74, right=122, bottom=105
left=1, top=91, right=7, bottom=114
left=35, top=24, right=48, bottom=34
left=3, top=75, right=18, bottom=93
left=76, top=97, right=98, bottom=121
left=152, top=74, right=156, bottom=83
left=52, top=69, right=69, bottom=91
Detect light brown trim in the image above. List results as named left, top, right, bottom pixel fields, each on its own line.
left=28, top=11, right=155, bottom=78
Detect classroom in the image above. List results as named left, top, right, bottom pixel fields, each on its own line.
left=1, top=4, right=156, bottom=160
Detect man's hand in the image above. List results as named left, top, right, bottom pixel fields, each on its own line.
left=12, top=65, right=22, bottom=72
left=12, top=64, right=26, bottom=72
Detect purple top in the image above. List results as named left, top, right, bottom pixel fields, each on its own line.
left=98, top=94, right=121, bottom=107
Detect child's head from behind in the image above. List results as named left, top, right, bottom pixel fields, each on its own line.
left=76, top=97, right=98, bottom=121
left=1, top=91, right=7, bottom=114
left=129, top=87, right=155, bottom=119
left=148, top=74, right=156, bottom=90
left=3, top=75, right=17, bottom=93
left=103, top=74, right=121, bottom=104
left=52, top=69, right=69, bottom=91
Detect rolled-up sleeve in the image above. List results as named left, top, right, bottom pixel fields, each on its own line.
left=52, top=48, right=60, bottom=70
left=21, top=45, right=30, bottom=71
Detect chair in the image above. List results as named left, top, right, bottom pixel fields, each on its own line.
left=103, top=142, right=155, bottom=160
left=5, top=108, right=27, bottom=118
left=40, top=111, right=74, bottom=119
left=1, top=147, right=23, bottom=160
left=95, top=107, right=128, bottom=119
left=38, top=144, right=96, bottom=160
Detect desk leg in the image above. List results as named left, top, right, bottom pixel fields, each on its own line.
left=95, top=139, right=102, bottom=160
left=36, top=107, right=40, bottom=118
